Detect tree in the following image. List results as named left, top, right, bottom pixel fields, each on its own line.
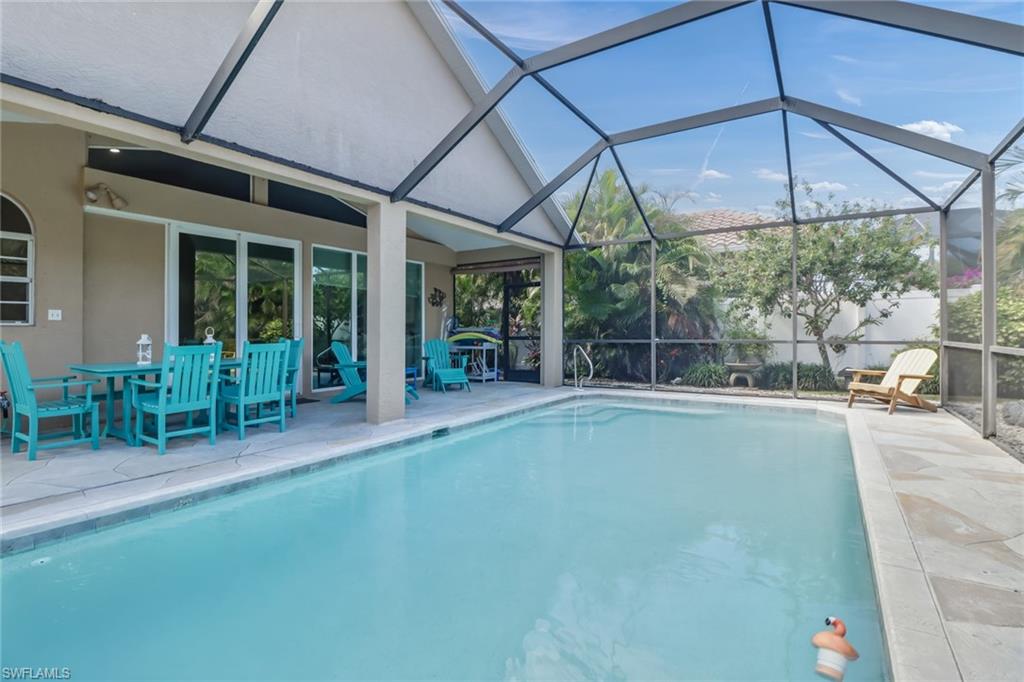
left=717, top=185, right=939, bottom=377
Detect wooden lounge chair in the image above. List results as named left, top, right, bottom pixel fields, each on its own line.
left=424, top=339, right=471, bottom=393
left=846, top=348, right=938, bottom=414
left=328, top=341, right=417, bottom=405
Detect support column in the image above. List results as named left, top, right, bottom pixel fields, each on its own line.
left=541, top=251, right=564, bottom=387
left=981, top=164, right=996, bottom=437
left=366, top=201, right=407, bottom=424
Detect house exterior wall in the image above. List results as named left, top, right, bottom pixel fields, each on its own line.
left=0, top=122, right=86, bottom=376
left=0, top=122, right=462, bottom=399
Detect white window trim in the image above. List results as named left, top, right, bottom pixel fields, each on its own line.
left=310, top=243, right=425, bottom=393
left=0, top=192, right=35, bottom=326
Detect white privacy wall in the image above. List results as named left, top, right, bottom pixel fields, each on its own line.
left=0, top=0, right=561, bottom=243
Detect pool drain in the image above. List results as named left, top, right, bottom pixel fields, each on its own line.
left=31, top=557, right=51, bottom=567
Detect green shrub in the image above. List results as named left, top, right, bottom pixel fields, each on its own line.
left=680, top=362, right=729, bottom=388
left=798, top=363, right=841, bottom=392
left=754, top=362, right=840, bottom=391
left=758, top=362, right=794, bottom=391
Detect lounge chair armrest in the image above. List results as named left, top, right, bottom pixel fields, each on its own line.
left=897, top=373, right=933, bottom=381
left=850, top=369, right=887, bottom=379
left=218, top=372, right=240, bottom=383
left=335, top=361, right=367, bottom=370
left=127, top=379, right=163, bottom=389
left=28, top=379, right=97, bottom=390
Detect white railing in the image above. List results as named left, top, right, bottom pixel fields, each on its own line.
left=572, top=344, right=594, bottom=389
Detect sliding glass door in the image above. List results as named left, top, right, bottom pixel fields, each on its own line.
left=311, top=245, right=423, bottom=390
left=246, top=242, right=295, bottom=342
left=171, top=225, right=300, bottom=362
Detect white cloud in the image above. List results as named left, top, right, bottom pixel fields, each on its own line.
left=831, top=54, right=859, bottom=64
left=705, top=192, right=722, bottom=202
left=923, top=180, right=962, bottom=194
left=799, top=131, right=832, bottom=140
left=913, top=170, right=966, bottom=180
left=649, top=167, right=687, bottom=176
left=836, top=88, right=862, bottom=106
left=754, top=168, right=789, bottom=182
left=807, top=181, right=848, bottom=192
left=898, top=120, right=964, bottom=142
left=700, top=169, right=730, bottom=180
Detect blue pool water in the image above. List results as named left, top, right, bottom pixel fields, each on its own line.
left=1, top=400, right=884, bottom=680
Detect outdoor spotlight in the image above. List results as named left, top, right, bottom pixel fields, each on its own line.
left=84, top=183, right=128, bottom=210
left=109, top=148, right=121, bottom=153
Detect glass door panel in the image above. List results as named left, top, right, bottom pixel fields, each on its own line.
left=406, top=262, right=423, bottom=371
left=311, top=247, right=354, bottom=389
left=504, top=277, right=541, bottom=383
left=356, top=254, right=368, bottom=360
left=246, top=241, right=295, bottom=342
left=178, top=232, right=237, bottom=356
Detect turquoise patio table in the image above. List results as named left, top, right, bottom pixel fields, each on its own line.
left=68, top=358, right=241, bottom=445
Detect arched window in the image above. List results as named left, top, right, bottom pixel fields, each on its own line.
left=1, top=194, right=34, bottom=325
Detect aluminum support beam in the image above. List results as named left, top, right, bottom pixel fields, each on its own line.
left=524, top=1, right=753, bottom=73
left=939, top=210, right=949, bottom=406
left=182, top=0, right=283, bottom=142
left=565, top=157, right=600, bottom=246
left=981, top=164, right=997, bottom=437
left=784, top=98, right=988, bottom=169
left=771, top=0, right=1024, bottom=57
left=391, top=66, right=525, bottom=201
left=943, top=170, right=981, bottom=212
left=609, top=98, right=781, bottom=145
left=442, top=1, right=608, bottom=140
left=816, top=120, right=940, bottom=210
left=499, top=140, right=607, bottom=231
left=782, top=111, right=798, bottom=223
left=611, top=146, right=655, bottom=238
left=990, top=117, right=1024, bottom=162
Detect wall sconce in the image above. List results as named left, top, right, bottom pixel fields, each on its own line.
left=84, top=183, right=128, bottom=210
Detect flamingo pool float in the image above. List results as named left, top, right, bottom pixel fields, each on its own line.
left=811, top=616, right=859, bottom=680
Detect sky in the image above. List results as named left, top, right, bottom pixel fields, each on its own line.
left=437, top=0, right=1024, bottom=220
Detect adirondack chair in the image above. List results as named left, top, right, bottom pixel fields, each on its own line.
left=328, top=340, right=417, bottom=405
left=280, top=337, right=305, bottom=418
left=218, top=341, right=289, bottom=439
left=424, top=338, right=471, bottom=393
left=0, top=340, right=99, bottom=460
left=847, top=348, right=938, bottom=414
left=129, top=343, right=223, bottom=455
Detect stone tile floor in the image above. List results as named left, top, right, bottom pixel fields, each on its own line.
left=1, top=385, right=1021, bottom=680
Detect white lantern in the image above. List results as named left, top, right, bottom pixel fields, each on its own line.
left=203, top=326, right=217, bottom=346
left=136, top=334, right=153, bottom=366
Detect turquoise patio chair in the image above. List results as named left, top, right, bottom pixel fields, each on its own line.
left=329, top=341, right=367, bottom=404
left=328, top=341, right=418, bottom=405
left=280, top=337, right=305, bottom=418
left=129, top=343, right=222, bottom=455
left=424, top=339, right=471, bottom=393
left=218, top=341, right=288, bottom=440
left=0, top=340, right=99, bottom=460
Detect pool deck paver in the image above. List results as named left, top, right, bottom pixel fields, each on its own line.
left=2, top=385, right=1022, bottom=681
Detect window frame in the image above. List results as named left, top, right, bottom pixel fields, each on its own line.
left=0, top=193, right=35, bottom=326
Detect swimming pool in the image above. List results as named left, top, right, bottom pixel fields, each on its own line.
left=1, top=399, right=884, bottom=680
